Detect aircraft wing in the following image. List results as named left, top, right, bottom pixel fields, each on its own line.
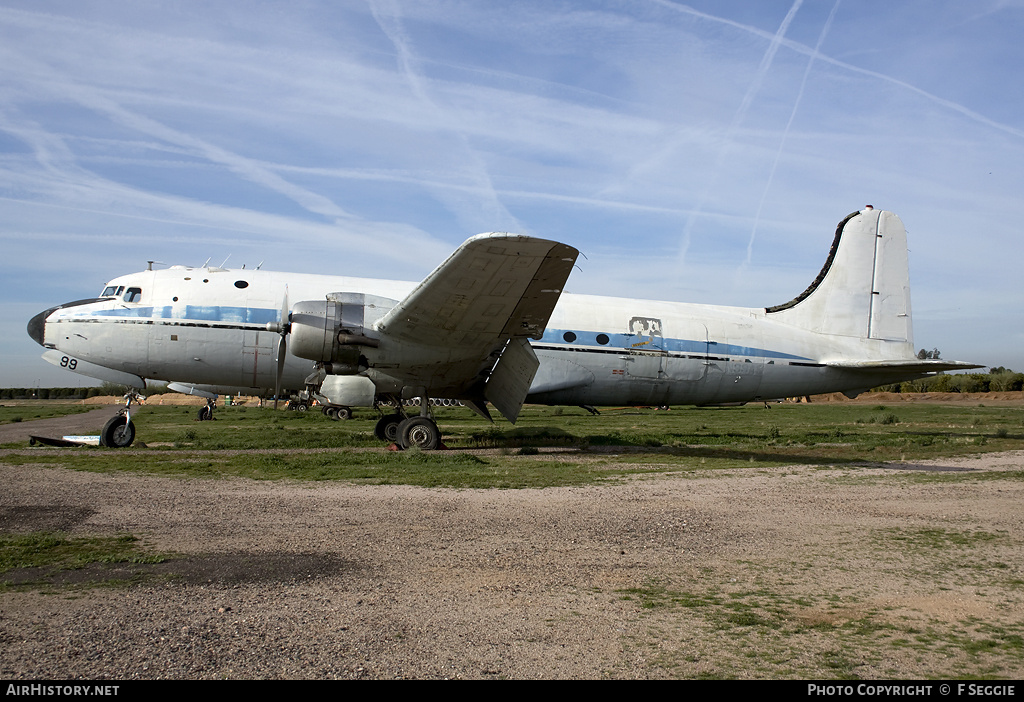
left=377, top=233, right=577, bottom=344
left=374, top=233, right=579, bottom=421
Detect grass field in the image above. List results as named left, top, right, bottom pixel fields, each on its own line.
left=0, top=403, right=100, bottom=425
left=3, top=400, right=1023, bottom=488
left=3, top=400, right=1023, bottom=678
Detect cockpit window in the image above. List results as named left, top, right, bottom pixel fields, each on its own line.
left=101, top=285, right=125, bottom=298
left=124, top=287, right=143, bottom=303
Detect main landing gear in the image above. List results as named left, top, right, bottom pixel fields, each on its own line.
left=322, top=405, right=353, bottom=420
left=373, top=396, right=443, bottom=450
left=196, top=399, right=216, bottom=421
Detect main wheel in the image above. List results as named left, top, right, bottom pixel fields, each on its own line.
left=197, top=405, right=213, bottom=421
left=398, top=416, right=441, bottom=450
left=335, top=407, right=352, bottom=420
left=100, top=415, right=135, bottom=448
left=374, top=414, right=403, bottom=443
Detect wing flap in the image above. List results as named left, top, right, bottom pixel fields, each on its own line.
left=485, top=337, right=540, bottom=423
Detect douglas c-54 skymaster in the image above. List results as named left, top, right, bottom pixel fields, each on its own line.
left=28, top=207, right=980, bottom=449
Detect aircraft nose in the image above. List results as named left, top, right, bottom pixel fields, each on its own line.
left=27, top=306, right=58, bottom=347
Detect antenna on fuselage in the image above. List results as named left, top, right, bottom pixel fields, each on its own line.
left=256, top=260, right=264, bottom=270
left=201, top=257, right=212, bottom=269
left=220, top=255, right=231, bottom=268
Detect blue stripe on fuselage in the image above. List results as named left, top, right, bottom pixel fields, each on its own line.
left=81, top=306, right=280, bottom=324
left=537, top=328, right=809, bottom=361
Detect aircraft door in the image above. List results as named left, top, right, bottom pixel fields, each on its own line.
left=664, top=321, right=709, bottom=382
left=242, top=330, right=277, bottom=388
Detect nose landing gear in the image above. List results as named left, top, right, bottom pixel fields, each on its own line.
left=100, top=390, right=144, bottom=448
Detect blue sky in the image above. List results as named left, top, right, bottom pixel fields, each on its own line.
left=2, top=0, right=1022, bottom=387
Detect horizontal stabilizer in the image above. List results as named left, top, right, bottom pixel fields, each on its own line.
left=826, top=359, right=984, bottom=373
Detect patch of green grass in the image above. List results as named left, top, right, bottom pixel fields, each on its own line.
left=0, top=403, right=96, bottom=426
left=878, top=527, right=1008, bottom=549
left=2, top=448, right=676, bottom=488
left=0, top=531, right=166, bottom=573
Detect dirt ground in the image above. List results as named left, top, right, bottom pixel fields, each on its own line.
left=1, top=410, right=1023, bottom=679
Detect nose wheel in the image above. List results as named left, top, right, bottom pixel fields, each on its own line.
left=100, top=415, right=135, bottom=447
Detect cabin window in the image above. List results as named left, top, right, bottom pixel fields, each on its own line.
left=563, top=332, right=577, bottom=343
left=234, top=280, right=249, bottom=289
left=124, top=287, right=143, bottom=303
left=596, top=334, right=609, bottom=345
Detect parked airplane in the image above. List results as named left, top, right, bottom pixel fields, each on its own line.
left=28, top=207, right=980, bottom=448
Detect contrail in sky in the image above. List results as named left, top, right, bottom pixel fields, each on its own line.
left=743, top=0, right=842, bottom=267
left=676, top=0, right=804, bottom=265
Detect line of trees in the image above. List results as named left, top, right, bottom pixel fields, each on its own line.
left=0, top=387, right=106, bottom=400
left=874, top=368, right=1024, bottom=394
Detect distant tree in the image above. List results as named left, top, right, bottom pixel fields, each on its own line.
left=989, top=370, right=1024, bottom=392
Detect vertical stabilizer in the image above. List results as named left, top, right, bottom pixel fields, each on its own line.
left=766, top=209, right=913, bottom=349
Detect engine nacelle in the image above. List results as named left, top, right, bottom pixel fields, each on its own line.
left=288, top=293, right=397, bottom=373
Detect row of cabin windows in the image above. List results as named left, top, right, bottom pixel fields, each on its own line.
left=562, top=332, right=610, bottom=345
left=101, top=285, right=143, bottom=303
left=100, top=278, right=249, bottom=303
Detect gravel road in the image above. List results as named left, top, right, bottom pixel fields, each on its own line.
left=1, top=419, right=1022, bottom=679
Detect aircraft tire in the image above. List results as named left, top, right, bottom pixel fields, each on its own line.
left=197, top=406, right=213, bottom=421
left=374, top=414, right=402, bottom=443
left=335, top=406, right=352, bottom=420
left=398, top=416, right=440, bottom=450
left=100, top=415, right=135, bottom=448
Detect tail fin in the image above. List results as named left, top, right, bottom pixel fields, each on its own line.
left=766, top=208, right=913, bottom=355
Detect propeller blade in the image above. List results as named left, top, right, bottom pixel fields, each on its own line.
left=273, top=285, right=289, bottom=410
left=274, top=334, right=286, bottom=410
